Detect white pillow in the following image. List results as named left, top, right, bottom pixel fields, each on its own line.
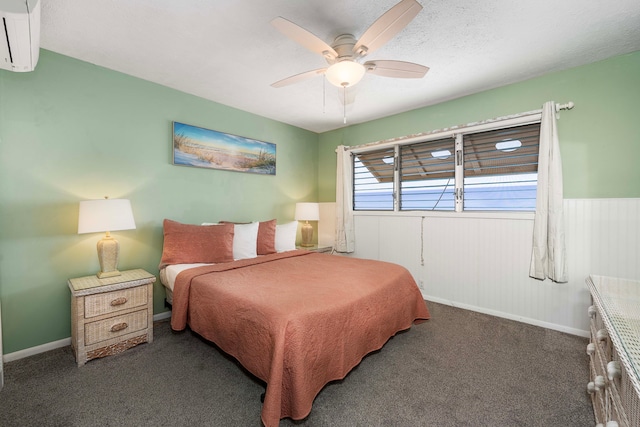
left=275, top=221, right=298, bottom=252
left=231, top=222, right=259, bottom=260
left=202, top=222, right=259, bottom=260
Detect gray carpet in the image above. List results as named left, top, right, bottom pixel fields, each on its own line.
left=0, top=302, right=594, bottom=426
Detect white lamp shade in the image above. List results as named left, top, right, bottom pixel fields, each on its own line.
left=325, top=61, right=366, bottom=88
left=295, top=202, right=320, bottom=221
left=78, top=199, right=136, bottom=234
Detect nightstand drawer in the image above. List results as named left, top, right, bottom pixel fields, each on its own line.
left=84, top=286, right=148, bottom=318
left=84, top=309, right=148, bottom=345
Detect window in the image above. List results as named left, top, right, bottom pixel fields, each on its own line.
left=400, top=138, right=455, bottom=210
left=352, top=122, right=541, bottom=212
left=462, top=124, right=540, bottom=211
left=353, top=147, right=395, bottom=211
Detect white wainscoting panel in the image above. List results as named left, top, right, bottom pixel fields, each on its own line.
left=352, top=198, right=640, bottom=336
left=354, top=216, right=423, bottom=278
left=565, top=198, right=640, bottom=281
left=564, top=198, right=640, bottom=331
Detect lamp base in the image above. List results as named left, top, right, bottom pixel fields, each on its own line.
left=96, top=235, right=122, bottom=278
left=97, top=269, right=122, bottom=279
left=300, top=221, right=314, bottom=247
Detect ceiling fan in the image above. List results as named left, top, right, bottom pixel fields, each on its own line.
left=270, top=0, right=429, bottom=89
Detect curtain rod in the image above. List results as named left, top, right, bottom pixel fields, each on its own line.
left=555, top=101, right=575, bottom=111
left=337, top=101, right=575, bottom=154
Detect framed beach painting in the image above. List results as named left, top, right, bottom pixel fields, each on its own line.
left=172, top=122, right=276, bottom=175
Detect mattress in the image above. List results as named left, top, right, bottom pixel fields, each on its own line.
left=160, top=263, right=210, bottom=304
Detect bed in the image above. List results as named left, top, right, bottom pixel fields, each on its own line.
left=159, top=219, right=430, bottom=427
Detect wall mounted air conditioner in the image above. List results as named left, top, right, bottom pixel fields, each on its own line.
left=0, top=0, right=40, bottom=72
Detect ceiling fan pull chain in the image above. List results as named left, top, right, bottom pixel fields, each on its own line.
left=323, top=77, right=326, bottom=114
left=343, top=84, right=347, bottom=124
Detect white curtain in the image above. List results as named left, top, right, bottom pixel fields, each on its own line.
left=335, top=145, right=355, bottom=253
left=529, top=101, right=568, bottom=282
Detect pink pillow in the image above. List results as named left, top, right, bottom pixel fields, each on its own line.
left=159, top=219, right=234, bottom=268
left=257, top=219, right=277, bottom=255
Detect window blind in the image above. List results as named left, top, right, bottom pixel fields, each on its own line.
left=400, top=138, right=455, bottom=210
left=463, top=123, right=540, bottom=211
left=353, top=147, right=395, bottom=210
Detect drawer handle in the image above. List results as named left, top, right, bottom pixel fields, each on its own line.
left=586, top=343, right=595, bottom=356
left=110, top=322, right=128, bottom=332
left=110, top=297, right=128, bottom=306
left=607, top=361, right=621, bottom=380
left=596, top=329, right=608, bottom=342
left=587, top=382, right=596, bottom=394
left=587, top=305, right=597, bottom=318
left=594, top=375, right=605, bottom=391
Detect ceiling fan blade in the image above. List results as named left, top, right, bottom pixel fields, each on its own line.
left=271, top=17, right=338, bottom=60
left=364, top=60, right=429, bottom=78
left=354, top=0, right=422, bottom=57
left=271, top=68, right=327, bottom=88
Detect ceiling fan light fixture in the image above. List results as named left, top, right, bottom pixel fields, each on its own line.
left=325, top=61, right=366, bottom=88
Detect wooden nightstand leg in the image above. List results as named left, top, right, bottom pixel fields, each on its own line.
left=146, top=283, right=154, bottom=344
left=71, top=294, right=87, bottom=367
left=76, top=353, right=87, bottom=367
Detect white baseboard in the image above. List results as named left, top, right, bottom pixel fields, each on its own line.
left=154, top=311, right=172, bottom=321
left=3, top=338, right=71, bottom=363
left=423, top=294, right=590, bottom=338
left=3, top=311, right=173, bottom=363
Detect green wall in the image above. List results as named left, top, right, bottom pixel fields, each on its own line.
left=0, top=50, right=319, bottom=354
left=2, top=49, right=639, bottom=355
left=318, top=51, right=640, bottom=201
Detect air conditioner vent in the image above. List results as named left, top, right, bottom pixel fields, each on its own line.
left=0, top=0, right=40, bottom=72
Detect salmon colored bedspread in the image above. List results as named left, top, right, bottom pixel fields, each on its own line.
left=171, top=250, right=430, bottom=427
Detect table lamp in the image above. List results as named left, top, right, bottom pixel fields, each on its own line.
left=78, top=197, right=136, bottom=278
left=295, top=202, right=319, bottom=247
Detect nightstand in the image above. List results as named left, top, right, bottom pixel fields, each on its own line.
left=68, top=269, right=156, bottom=367
left=297, top=245, right=333, bottom=254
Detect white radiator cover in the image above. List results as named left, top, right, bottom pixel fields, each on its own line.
left=352, top=198, right=640, bottom=336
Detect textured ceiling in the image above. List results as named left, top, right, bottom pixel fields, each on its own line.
left=39, top=0, right=640, bottom=133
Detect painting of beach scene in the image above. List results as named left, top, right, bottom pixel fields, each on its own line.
left=173, top=122, right=276, bottom=175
